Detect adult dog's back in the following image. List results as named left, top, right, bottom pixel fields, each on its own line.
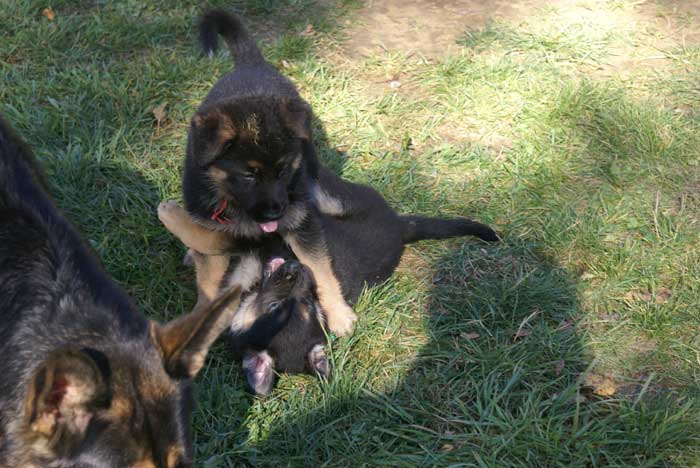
left=0, top=115, right=241, bottom=467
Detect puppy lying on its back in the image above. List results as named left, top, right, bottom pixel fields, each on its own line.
left=158, top=168, right=497, bottom=394
left=166, top=234, right=327, bottom=396
left=182, top=9, right=497, bottom=337
left=0, top=115, right=242, bottom=467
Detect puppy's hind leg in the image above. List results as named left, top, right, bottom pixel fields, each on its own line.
left=158, top=200, right=229, bottom=254
left=189, top=250, right=232, bottom=308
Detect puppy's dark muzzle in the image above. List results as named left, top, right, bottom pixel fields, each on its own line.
left=255, top=202, right=288, bottom=223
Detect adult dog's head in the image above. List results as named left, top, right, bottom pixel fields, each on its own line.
left=183, top=96, right=317, bottom=238
left=228, top=258, right=329, bottom=396
left=12, top=286, right=242, bottom=468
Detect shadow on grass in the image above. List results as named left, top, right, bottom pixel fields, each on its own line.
left=236, top=83, right=700, bottom=467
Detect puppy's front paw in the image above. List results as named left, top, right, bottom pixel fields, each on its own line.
left=158, top=200, right=188, bottom=232
left=326, top=304, right=357, bottom=336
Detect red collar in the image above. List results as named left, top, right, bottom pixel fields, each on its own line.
left=211, top=199, right=232, bottom=224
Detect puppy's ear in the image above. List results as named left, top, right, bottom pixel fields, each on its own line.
left=279, top=98, right=311, bottom=140
left=242, top=351, right=276, bottom=396
left=190, top=110, right=237, bottom=167
left=307, top=344, right=330, bottom=378
left=152, top=285, right=242, bottom=379
left=24, top=349, right=110, bottom=443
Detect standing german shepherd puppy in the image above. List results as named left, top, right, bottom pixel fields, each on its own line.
left=183, top=10, right=497, bottom=337
left=0, top=116, right=242, bottom=467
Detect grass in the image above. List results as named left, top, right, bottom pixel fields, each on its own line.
left=2, top=0, right=700, bottom=465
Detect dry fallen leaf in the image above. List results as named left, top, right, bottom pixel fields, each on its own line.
left=514, top=328, right=531, bottom=339
left=555, top=359, right=565, bottom=376
left=279, top=59, right=291, bottom=69
left=152, top=102, right=167, bottom=126
left=583, top=373, right=617, bottom=397
left=439, top=444, right=455, bottom=452
left=626, top=290, right=652, bottom=302
left=655, top=287, right=671, bottom=304
left=301, top=24, right=315, bottom=36
left=461, top=332, right=480, bottom=340
left=43, top=7, right=55, bottom=20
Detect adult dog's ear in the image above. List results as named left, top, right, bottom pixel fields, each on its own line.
left=152, top=285, right=242, bottom=379
left=24, top=348, right=110, bottom=446
left=190, top=109, right=237, bottom=167
left=279, top=98, right=311, bottom=140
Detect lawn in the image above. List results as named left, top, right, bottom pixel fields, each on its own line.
left=2, top=0, right=700, bottom=465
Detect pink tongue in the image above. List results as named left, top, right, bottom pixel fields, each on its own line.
left=266, top=257, right=286, bottom=274
left=260, top=220, right=278, bottom=233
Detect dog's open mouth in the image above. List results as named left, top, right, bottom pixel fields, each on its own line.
left=259, top=220, right=279, bottom=233
left=263, top=256, right=286, bottom=278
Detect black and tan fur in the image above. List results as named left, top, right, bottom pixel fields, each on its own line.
left=183, top=10, right=497, bottom=337
left=160, top=200, right=327, bottom=395
left=158, top=162, right=497, bottom=394
left=0, top=115, right=243, bottom=467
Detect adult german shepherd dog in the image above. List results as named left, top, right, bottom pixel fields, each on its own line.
left=0, top=115, right=242, bottom=467
left=182, top=10, right=498, bottom=338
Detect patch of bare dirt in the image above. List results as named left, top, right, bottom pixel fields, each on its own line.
left=342, top=0, right=544, bottom=58
left=341, top=0, right=700, bottom=67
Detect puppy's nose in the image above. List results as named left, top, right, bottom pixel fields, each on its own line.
left=262, top=204, right=285, bottom=221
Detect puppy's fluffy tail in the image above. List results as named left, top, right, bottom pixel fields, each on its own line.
left=199, top=9, right=265, bottom=66
left=400, top=215, right=499, bottom=244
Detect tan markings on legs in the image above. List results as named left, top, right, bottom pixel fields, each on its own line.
left=190, top=252, right=261, bottom=328
left=190, top=251, right=231, bottom=308
left=285, top=234, right=357, bottom=336
left=157, top=200, right=228, bottom=254
left=230, top=292, right=260, bottom=334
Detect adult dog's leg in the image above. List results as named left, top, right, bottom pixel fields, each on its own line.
left=157, top=200, right=229, bottom=254
left=285, top=232, right=357, bottom=336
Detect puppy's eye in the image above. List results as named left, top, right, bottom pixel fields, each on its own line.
left=267, top=301, right=282, bottom=313
left=222, top=139, right=235, bottom=152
